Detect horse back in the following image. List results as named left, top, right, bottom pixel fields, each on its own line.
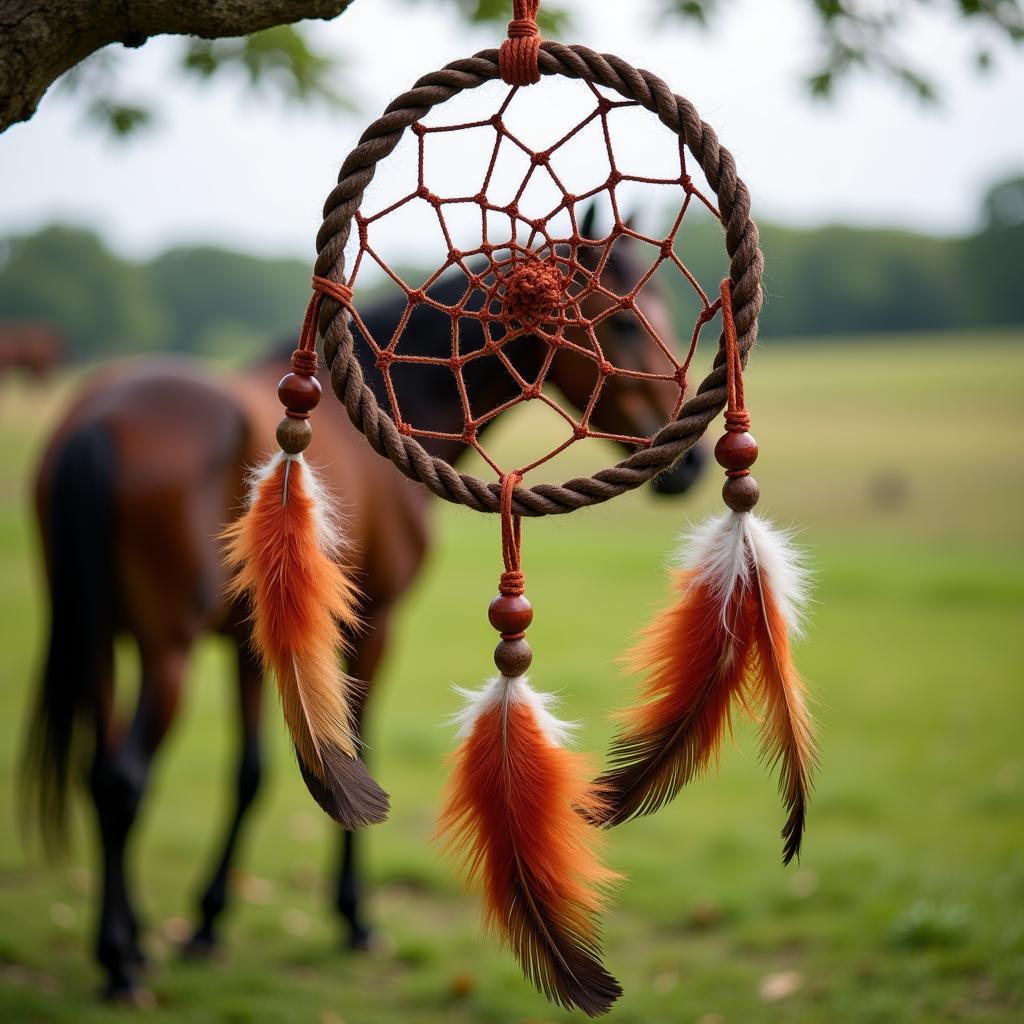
left=36, top=356, right=433, bottom=648
left=36, top=358, right=253, bottom=646
left=238, top=361, right=433, bottom=607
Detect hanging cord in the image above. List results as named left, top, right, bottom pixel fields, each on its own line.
left=714, top=278, right=760, bottom=511
left=720, top=277, right=751, bottom=434
left=275, top=277, right=354, bottom=496
left=490, top=470, right=533, bottom=673
left=500, top=0, right=542, bottom=86
left=499, top=471, right=525, bottom=597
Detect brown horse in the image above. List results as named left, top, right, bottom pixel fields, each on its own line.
left=0, top=322, right=64, bottom=381
left=22, top=217, right=707, bottom=1001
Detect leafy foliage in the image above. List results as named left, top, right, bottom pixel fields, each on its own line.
left=0, top=227, right=165, bottom=355
left=181, top=25, right=353, bottom=109
left=61, top=0, right=1023, bottom=138
left=440, top=0, right=572, bottom=34
left=663, top=0, right=1022, bottom=101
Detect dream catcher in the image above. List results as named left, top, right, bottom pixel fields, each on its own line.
left=227, top=1, right=816, bottom=1014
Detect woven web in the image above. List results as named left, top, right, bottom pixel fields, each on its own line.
left=344, top=80, right=726, bottom=480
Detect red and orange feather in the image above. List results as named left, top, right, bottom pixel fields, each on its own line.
left=437, top=677, right=621, bottom=1017
left=749, top=565, right=817, bottom=864
left=592, top=512, right=815, bottom=862
left=589, top=568, right=755, bottom=827
left=224, top=453, right=388, bottom=829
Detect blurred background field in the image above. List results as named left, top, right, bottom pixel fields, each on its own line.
left=1, top=330, right=1022, bottom=1023
left=3, top=0, right=1024, bottom=1021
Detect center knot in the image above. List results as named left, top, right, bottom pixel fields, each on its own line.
left=502, top=258, right=563, bottom=326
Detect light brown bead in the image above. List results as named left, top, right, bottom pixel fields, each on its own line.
left=715, top=430, right=758, bottom=471
left=723, top=473, right=760, bottom=512
left=277, top=372, right=322, bottom=415
left=488, top=593, right=533, bottom=636
left=494, top=637, right=533, bottom=677
left=276, top=415, right=312, bottom=455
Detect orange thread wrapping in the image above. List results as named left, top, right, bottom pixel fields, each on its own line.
left=500, top=0, right=542, bottom=86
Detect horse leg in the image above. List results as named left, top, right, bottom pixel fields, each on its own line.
left=335, top=601, right=393, bottom=951
left=187, top=640, right=264, bottom=956
left=90, top=642, right=188, bottom=1001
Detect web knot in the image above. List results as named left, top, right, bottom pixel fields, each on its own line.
left=503, top=258, right=562, bottom=325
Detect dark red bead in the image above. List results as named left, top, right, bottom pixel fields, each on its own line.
left=278, top=372, right=322, bottom=415
left=715, top=430, right=758, bottom=471
left=488, top=593, right=533, bottom=636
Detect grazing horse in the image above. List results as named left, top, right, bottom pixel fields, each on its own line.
left=22, top=219, right=707, bottom=1001
left=0, top=323, right=63, bottom=381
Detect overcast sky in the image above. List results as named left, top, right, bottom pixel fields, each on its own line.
left=1, top=0, right=1022, bottom=264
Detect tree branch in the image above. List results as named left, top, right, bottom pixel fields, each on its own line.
left=0, top=0, right=355, bottom=134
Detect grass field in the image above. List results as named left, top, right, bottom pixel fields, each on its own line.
left=1, top=331, right=1022, bottom=1024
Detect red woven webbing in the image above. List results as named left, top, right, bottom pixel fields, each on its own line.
left=340, top=79, right=727, bottom=484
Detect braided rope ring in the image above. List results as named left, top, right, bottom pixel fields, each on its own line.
left=314, top=41, right=764, bottom=517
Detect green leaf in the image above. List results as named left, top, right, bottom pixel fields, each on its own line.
left=807, top=69, right=834, bottom=97
left=658, top=0, right=715, bottom=24
left=180, top=26, right=351, bottom=109
left=86, top=100, right=154, bottom=137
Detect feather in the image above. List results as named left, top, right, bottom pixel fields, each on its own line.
left=592, top=511, right=816, bottom=861
left=223, top=451, right=388, bottom=829
left=745, top=518, right=817, bottom=864
left=588, top=513, right=755, bottom=827
left=438, top=675, right=621, bottom=1017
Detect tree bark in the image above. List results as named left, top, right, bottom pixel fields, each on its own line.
left=0, top=1, right=355, bottom=134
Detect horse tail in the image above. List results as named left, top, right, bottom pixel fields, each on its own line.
left=22, top=422, right=117, bottom=852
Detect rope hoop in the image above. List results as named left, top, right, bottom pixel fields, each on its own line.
left=314, top=41, right=764, bottom=518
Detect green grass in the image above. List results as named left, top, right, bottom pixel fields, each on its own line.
left=1, top=332, right=1023, bottom=1023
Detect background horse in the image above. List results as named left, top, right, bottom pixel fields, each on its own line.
left=0, top=322, right=63, bottom=382
left=21, top=215, right=706, bottom=1001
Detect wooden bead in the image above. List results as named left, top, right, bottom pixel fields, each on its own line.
left=723, top=473, right=760, bottom=512
left=277, top=372, right=322, bottom=415
left=714, top=430, right=758, bottom=471
left=276, top=415, right=312, bottom=455
left=494, top=638, right=533, bottom=677
left=488, top=593, right=533, bottom=636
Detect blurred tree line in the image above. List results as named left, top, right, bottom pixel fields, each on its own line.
left=680, top=174, right=1024, bottom=335
left=0, top=176, right=1020, bottom=360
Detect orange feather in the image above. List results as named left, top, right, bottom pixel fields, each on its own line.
left=223, top=453, right=388, bottom=828
left=592, top=511, right=815, bottom=862
left=749, top=567, right=817, bottom=864
left=589, top=569, right=755, bottom=827
left=437, top=677, right=621, bottom=1017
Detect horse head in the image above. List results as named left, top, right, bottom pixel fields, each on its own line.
left=544, top=203, right=707, bottom=496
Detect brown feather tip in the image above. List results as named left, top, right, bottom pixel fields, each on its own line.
left=584, top=720, right=721, bottom=829
left=781, top=795, right=808, bottom=865
left=518, top=915, right=622, bottom=1017
left=584, top=570, right=749, bottom=830
left=297, top=744, right=389, bottom=829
